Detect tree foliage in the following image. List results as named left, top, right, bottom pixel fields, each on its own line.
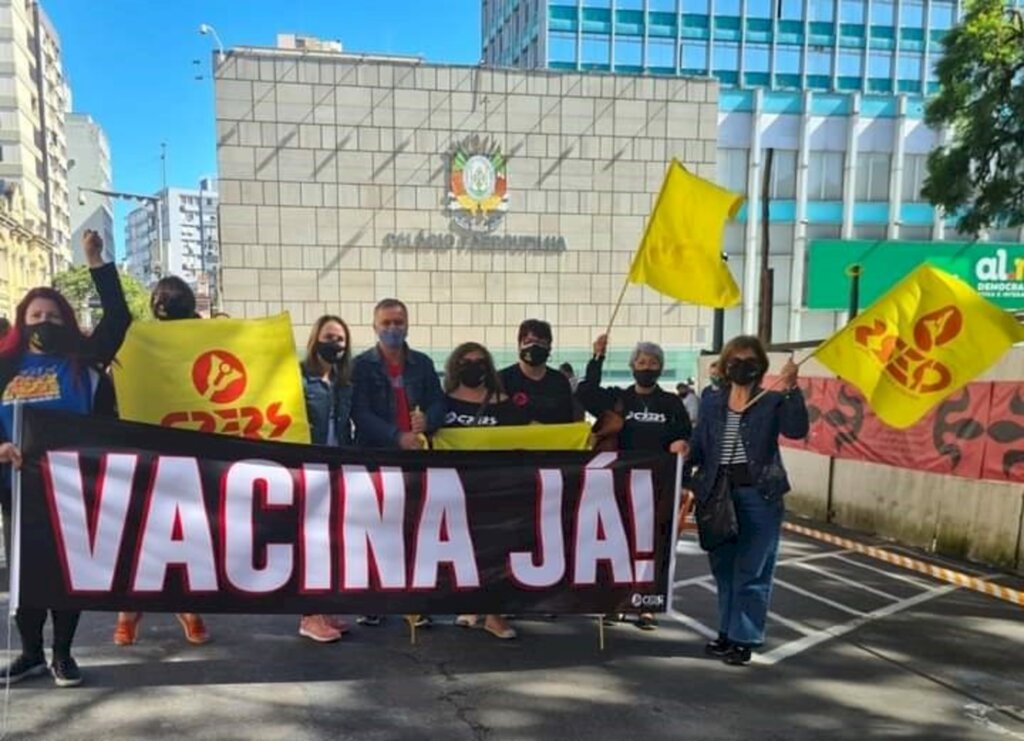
left=923, top=0, right=1024, bottom=236
left=53, top=266, right=151, bottom=324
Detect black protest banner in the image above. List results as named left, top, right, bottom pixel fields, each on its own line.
left=18, top=408, right=679, bottom=614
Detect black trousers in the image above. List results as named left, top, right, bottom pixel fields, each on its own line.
left=1, top=489, right=81, bottom=660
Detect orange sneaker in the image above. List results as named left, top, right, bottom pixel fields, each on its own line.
left=176, top=613, right=209, bottom=644
left=299, top=615, right=342, bottom=643
left=113, top=613, right=141, bottom=646
left=325, top=616, right=351, bottom=634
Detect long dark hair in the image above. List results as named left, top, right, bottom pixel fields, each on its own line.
left=0, top=287, right=85, bottom=359
left=150, top=276, right=198, bottom=320
left=304, top=315, right=351, bottom=384
left=444, top=342, right=503, bottom=397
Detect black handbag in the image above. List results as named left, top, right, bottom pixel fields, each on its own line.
left=695, top=421, right=741, bottom=551
left=696, top=471, right=739, bottom=551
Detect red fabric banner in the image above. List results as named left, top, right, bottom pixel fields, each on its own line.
left=771, top=376, right=1019, bottom=482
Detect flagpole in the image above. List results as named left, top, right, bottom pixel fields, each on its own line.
left=605, top=277, right=630, bottom=338
left=742, top=351, right=816, bottom=410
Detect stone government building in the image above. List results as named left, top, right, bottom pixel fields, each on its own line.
left=214, top=42, right=720, bottom=379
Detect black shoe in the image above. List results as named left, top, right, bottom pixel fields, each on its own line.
left=356, top=615, right=383, bottom=627
left=704, top=636, right=732, bottom=657
left=722, top=645, right=752, bottom=666
left=2, top=653, right=46, bottom=684
left=50, top=656, right=82, bottom=687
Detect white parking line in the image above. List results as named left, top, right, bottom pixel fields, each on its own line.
left=788, top=560, right=903, bottom=601
left=692, top=581, right=817, bottom=636
left=830, top=554, right=938, bottom=590
left=667, top=608, right=718, bottom=640
left=758, top=584, right=959, bottom=665
left=772, top=579, right=867, bottom=616
left=671, top=548, right=853, bottom=590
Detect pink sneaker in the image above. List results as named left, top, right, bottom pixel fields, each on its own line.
left=299, top=615, right=342, bottom=643
left=325, top=616, right=350, bottom=634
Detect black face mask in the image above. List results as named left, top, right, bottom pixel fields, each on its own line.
left=633, top=369, right=661, bottom=388
left=726, top=358, right=763, bottom=387
left=457, top=360, right=487, bottom=389
left=520, top=344, right=551, bottom=367
left=26, top=321, right=77, bottom=355
left=153, top=296, right=196, bottom=321
left=316, top=341, right=345, bottom=365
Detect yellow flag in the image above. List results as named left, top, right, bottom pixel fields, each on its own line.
left=627, top=159, right=744, bottom=308
left=113, top=313, right=311, bottom=444
left=815, top=264, right=1024, bottom=428
left=431, top=422, right=591, bottom=451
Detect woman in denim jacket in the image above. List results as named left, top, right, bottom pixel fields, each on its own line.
left=688, top=335, right=808, bottom=666
left=298, top=314, right=353, bottom=643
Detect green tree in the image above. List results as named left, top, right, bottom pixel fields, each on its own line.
left=923, top=0, right=1024, bottom=236
left=53, top=266, right=150, bottom=325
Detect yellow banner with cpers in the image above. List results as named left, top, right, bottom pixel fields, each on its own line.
left=112, top=313, right=311, bottom=444
left=431, top=422, right=592, bottom=451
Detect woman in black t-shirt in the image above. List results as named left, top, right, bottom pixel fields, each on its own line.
left=576, top=334, right=692, bottom=630
left=442, top=342, right=526, bottom=640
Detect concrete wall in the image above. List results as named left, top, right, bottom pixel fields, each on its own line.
left=701, top=349, right=1024, bottom=573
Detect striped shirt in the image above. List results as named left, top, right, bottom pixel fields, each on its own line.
left=719, top=409, right=748, bottom=464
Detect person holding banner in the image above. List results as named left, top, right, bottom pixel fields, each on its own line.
left=113, top=277, right=210, bottom=647
left=499, top=319, right=575, bottom=424
left=298, top=314, right=353, bottom=643
left=0, top=230, right=130, bottom=687
left=351, top=298, right=445, bottom=628
left=577, top=334, right=692, bottom=630
left=442, top=342, right=525, bottom=640
left=688, top=336, right=806, bottom=666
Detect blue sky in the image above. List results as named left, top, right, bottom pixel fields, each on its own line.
left=46, top=0, right=482, bottom=258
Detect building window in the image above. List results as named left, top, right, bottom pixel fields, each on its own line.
left=777, top=47, right=800, bottom=74
left=902, top=153, right=928, bottom=203
left=808, top=151, right=845, bottom=200
left=839, top=49, right=862, bottom=76
left=713, top=42, right=740, bottom=72
left=766, top=150, right=798, bottom=199
left=840, top=0, right=865, bottom=24
left=648, top=0, right=676, bottom=9
left=718, top=148, right=749, bottom=194
left=810, top=1, right=835, bottom=22
left=902, top=0, right=924, bottom=27
left=928, top=55, right=941, bottom=82
left=683, top=41, right=708, bottom=71
left=615, top=37, right=642, bottom=67
left=746, top=44, right=770, bottom=73
left=582, top=34, right=610, bottom=65
left=930, top=1, right=956, bottom=29
left=747, top=0, right=772, bottom=18
left=647, top=38, right=675, bottom=69
left=856, top=152, right=892, bottom=201
left=716, top=0, right=741, bottom=15
left=583, top=0, right=611, bottom=6
left=807, top=49, right=831, bottom=76
left=897, top=52, right=921, bottom=80
left=617, top=0, right=643, bottom=8
left=779, top=0, right=803, bottom=20
left=871, top=0, right=894, bottom=26
left=869, top=50, right=892, bottom=78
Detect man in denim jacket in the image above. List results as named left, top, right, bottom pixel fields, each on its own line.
left=351, top=298, right=445, bottom=449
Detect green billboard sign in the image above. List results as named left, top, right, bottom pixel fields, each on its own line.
left=805, top=240, right=1024, bottom=311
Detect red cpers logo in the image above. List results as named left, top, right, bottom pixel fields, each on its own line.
left=854, top=305, right=963, bottom=395
left=192, top=350, right=247, bottom=404
left=160, top=349, right=292, bottom=440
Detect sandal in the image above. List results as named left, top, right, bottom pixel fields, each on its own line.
left=454, top=615, right=479, bottom=628
left=483, top=616, right=517, bottom=640
left=113, top=613, right=142, bottom=646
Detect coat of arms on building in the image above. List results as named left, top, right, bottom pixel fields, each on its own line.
left=447, top=136, right=508, bottom=233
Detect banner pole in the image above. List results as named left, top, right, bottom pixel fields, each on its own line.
left=665, top=452, right=684, bottom=616
left=9, top=402, right=23, bottom=616
left=598, top=615, right=605, bottom=651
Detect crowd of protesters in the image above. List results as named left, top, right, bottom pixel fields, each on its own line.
left=0, top=231, right=806, bottom=686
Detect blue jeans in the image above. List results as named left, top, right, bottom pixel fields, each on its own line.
left=707, top=486, right=784, bottom=648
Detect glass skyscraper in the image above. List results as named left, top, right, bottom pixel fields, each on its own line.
left=482, top=0, right=1024, bottom=341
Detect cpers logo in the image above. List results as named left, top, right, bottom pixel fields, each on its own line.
left=854, top=305, right=962, bottom=395
left=160, top=350, right=292, bottom=439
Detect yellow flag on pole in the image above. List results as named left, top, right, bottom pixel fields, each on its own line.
left=431, top=422, right=591, bottom=451
left=815, top=264, right=1024, bottom=429
left=627, top=159, right=744, bottom=308
left=112, top=313, right=311, bottom=444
